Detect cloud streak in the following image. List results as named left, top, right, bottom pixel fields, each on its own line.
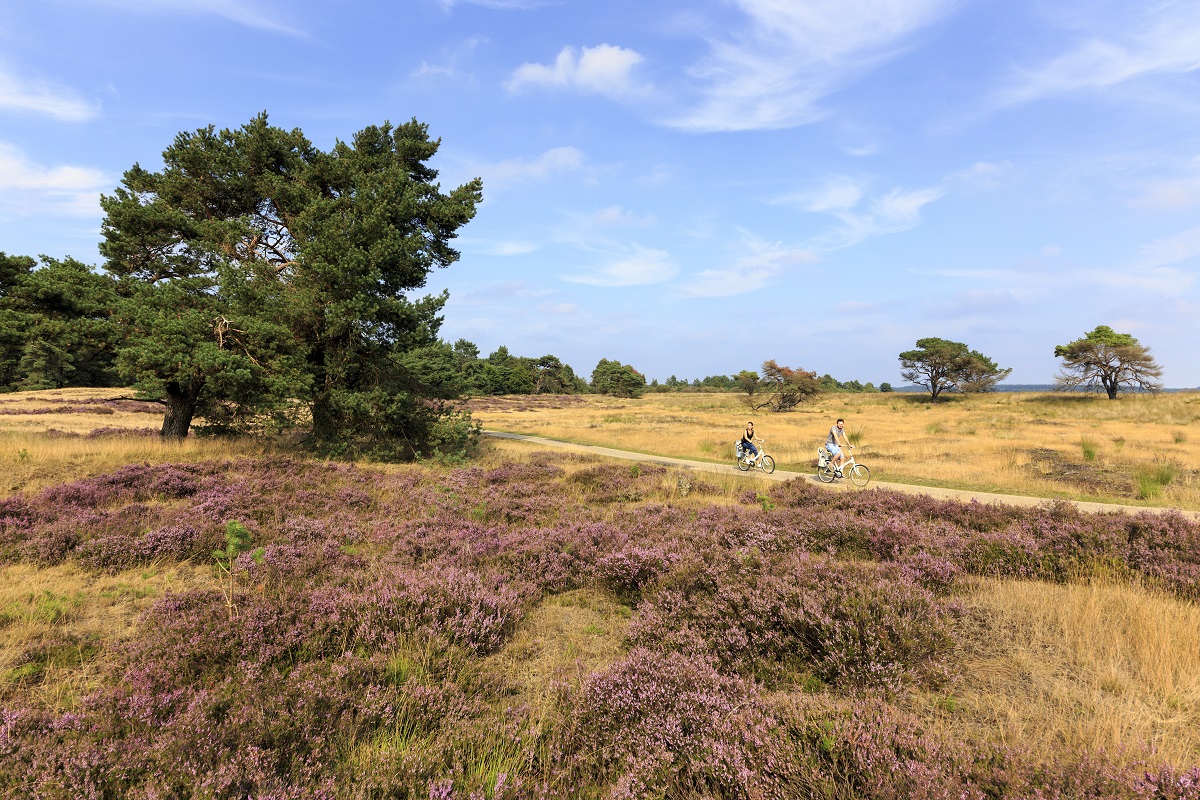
left=784, top=176, right=947, bottom=250
left=67, top=0, right=306, bottom=37
left=565, top=245, right=678, bottom=287
left=0, top=65, right=97, bottom=121
left=477, top=146, right=587, bottom=189
left=0, top=141, right=109, bottom=216
left=994, top=2, right=1200, bottom=107
left=680, top=235, right=817, bottom=297
left=668, top=0, right=961, bottom=131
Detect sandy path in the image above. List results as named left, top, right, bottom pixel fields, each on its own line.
left=484, top=430, right=1198, bottom=519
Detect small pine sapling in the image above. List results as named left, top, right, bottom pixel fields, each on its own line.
left=212, top=521, right=259, bottom=619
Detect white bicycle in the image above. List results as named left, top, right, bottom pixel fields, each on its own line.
left=816, top=446, right=870, bottom=487
left=735, top=438, right=776, bottom=474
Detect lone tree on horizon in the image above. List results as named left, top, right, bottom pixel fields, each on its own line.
left=898, top=338, right=1010, bottom=401
left=1054, top=325, right=1162, bottom=399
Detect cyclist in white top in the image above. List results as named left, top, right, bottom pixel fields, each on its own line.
left=826, top=418, right=852, bottom=475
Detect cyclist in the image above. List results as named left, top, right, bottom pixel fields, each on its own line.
left=825, top=418, right=852, bottom=477
left=739, top=421, right=760, bottom=466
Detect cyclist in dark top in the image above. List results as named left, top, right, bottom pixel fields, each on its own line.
left=740, top=421, right=760, bottom=465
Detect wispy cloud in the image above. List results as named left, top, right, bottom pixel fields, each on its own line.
left=1136, top=225, right=1200, bottom=270
left=1085, top=267, right=1193, bottom=296
left=505, top=44, right=647, bottom=100
left=565, top=244, right=677, bottom=287
left=411, top=36, right=487, bottom=80
left=588, top=205, right=656, bottom=227
left=68, top=0, right=306, bottom=37
left=467, top=240, right=537, bottom=256
left=783, top=176, right=946, bottom=249
left=994, top=2, right=1200, bottom=107
left=668, top=0, right=961, bottom=132
left=680, top=235, right=817, bottom=297
left=0, top=64, right=97, bottom=121
left=1130, top=157, right=1200, bottom=211
left=433, top=0, right=550, bottom=8
left=478, top=146, right=587, bottom=189
left=0, top=141, right=109, bottom=216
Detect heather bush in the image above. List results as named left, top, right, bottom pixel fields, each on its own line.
left=548, top=648, right=784, bottom=799
left=4, top=453, right=1199, bottom=798
left=630, top=550, right=958, bottom=691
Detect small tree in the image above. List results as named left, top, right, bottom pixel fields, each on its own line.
left=755, top=360, right=820, bottom=412
left=734, top=370, right=762, bottom=406
left=899, top=338, right=1009, bottom=400
left=591, top=359, right=646, bottom=398
left=1054, top=325, right=1162, bottom=399
left=957, top=350, right=1013, bottom=394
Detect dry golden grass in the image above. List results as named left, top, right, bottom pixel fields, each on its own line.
left=0, top=387, right=281, bottom=498
left=488, top=588, right=631, bottom=720
left=465, top=391, right=1200, bottom=509
left=915, top=576, right=1200, bottom=766
left=477, top=436, right=774, bottom=510
left=0, top=561, right=210, bottom=711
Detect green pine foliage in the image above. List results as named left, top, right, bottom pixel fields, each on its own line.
left=97, top=114, right=483, bottom=457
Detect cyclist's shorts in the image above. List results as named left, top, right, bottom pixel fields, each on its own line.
left=826, top=443, right=842, bottom=457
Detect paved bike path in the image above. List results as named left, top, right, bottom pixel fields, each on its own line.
left=484, top=430, right=1199, bottom=519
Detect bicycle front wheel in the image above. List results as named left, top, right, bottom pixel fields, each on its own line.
left=760, top=455, right=775, bottom=474
left=816, top=464, right=835, bottom=483
left=849, top=464, right=870, bottom=487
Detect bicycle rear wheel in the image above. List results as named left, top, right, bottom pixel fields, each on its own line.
left=849, top=464, right=870, bottom=487
left=816, top=464, right=835, bottom=483
left=760, top=455, right=775, bottom=474
left=737, top=456, right=751, bottom=472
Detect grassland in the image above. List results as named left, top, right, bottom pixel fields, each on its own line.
left=465, top=390, right=1200, bottom=510
left=1, top=389, right=1198, bottom=797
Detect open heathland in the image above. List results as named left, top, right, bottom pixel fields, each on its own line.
left=1, top=420, right=1199, bottom=798
left=464, top=390, right=1200, bottom=510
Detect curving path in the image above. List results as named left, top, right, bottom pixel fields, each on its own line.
left=484, top=430, right=1199, bottom=519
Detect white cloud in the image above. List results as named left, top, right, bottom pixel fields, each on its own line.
left=565, top=245, right=677, bottom=287
left=537, top=301, right=580, bottom=315
left=588, top=205, right=656, bottom=227
left=1130, top=157, right=1200, bottom=210
left=680, top=236, right=817, bottom=297
left=434, top=0, right=549, bottom=8
left=479, top=146, right=586, bottom=189
left=0, top=64, right=97, bottom=121
left=68, top=0, right=305, bottom=36
left=505, top=44, right=647, bottom=99
left=787, top=176, right=945, bottom=250
left=669, top=0, right=961, bottom=132
left=1085, top=267, right=1193, bottom=296
left=995, top=2, right=1200, bottom=107
left=946, top=161, right=1011, bottom=188
left=0, top=141, right=108, bottom=216
left=472, top=240, right=537, bottom=256
left=411, top=36, right=486, bottom=80
left=1136, top=226, right=1200, bottom=270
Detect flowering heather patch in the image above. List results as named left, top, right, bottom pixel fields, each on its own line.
left=0, top=405, right=115, bottom=415
left=629, top=550, right=957, bottom=691
left=86, top=426, right=160, bottom=438
left=1, top=453, right=1199, bottom=798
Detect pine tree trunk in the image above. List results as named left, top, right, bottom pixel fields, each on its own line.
left=160, top=382, right=198, bottom=440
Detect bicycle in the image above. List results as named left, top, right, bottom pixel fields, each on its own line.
left=735, top=438, right=776, bottom=474
left=816, top=446, right=870, bottom=487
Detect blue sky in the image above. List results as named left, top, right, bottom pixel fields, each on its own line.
left=2, top=0, right=1199, bottom=387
